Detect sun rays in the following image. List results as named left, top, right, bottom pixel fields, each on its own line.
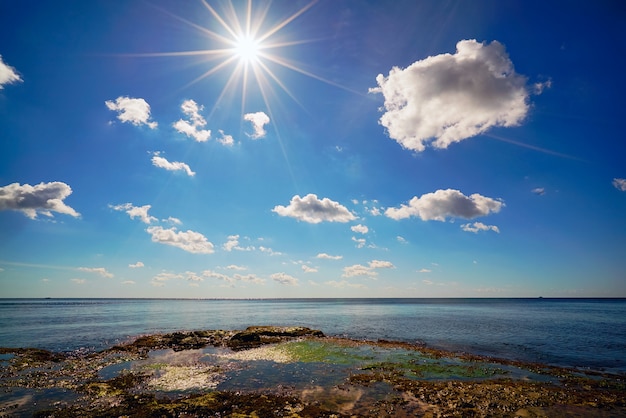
left=129, top=0, right=337, bottom=120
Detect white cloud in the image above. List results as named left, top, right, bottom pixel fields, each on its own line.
left=342, top=260, right=394, bottom=278
left=173, top=99, right=211, bottom=142
left=0, top=182, right=80, bottom=219
left=226, top=264, right=247, bottom=271
left=78, top=267, right=114, bottom=278
left=222, top=235, right=255, bottom=252
left=129, top=261, right=144, bottom=268
left=301, top=265, right=318, bottom=273
left=259, top=246, right=282, bottom=256
left=217, top=130, right=234, bottom=146
left=151, top=153, right=195, bottom=176
left=351, top=224, right=369, bottom=234
left=352, top=237, right=366, bottom=248
left=146, top=226, right=215, bottom=254
left=316, top=253, right=343, bottom=260
left=110, top=203, right=157, bottom=224
left=273, top=194, right=356, bottom=224
left=223, top=235, right=240, bottom=252
left=121, top=280, right=136, bottom=285
left=0, top=55, right=22, bottom=89
left=105, top=96, right=157, bottom=129
left=422, top=279, right=434, bottom=285
left=370, top=39, right=530, bottom=151
left=531, top=187, right=546, bottom=195
left=385, top=189, right=503, bottom=221
left=234, top=273, right=265, bottom=284
left=71, top=278, right=86, bottom=285
left=202, top=269, right=265, bottom=285
left=397, top=236, right=408, bottom=244
left=369, top=260, right=394, bottom=269
left=271, top=272, right=299, bottom=286
left=244, top=111, right=270, bottom=139
left=461, top=222, right=500, bottom=233
left=418, top=269, right=432, bottom=273
left=613, top=178, right=626, bottom=192
left=164, top=216, right=182, bottom=225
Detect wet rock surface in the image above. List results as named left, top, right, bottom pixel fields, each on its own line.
left=1, top=326, right=624, bottom=417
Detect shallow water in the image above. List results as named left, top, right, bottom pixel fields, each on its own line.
left=1, top=298, right=625, bottom=373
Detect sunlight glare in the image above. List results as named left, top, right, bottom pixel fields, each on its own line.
left=234, top=35, right=259, bottom=63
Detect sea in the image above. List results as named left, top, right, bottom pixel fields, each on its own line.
left=1, top=298, right=625, bottom=374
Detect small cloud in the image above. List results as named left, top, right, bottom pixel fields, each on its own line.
left=273, top=194, right=356, bottom=224
left=129, top=261, right=144, bottom=268
left=422, top=279, right=433, bottom=285
left=270, top=272, right=299, bottom=286
left=0, top=182, right=80, bottom=219
left=396, top=236, right=408, bottom=244
left=351, top=224, right=369, bottom=234
left=461, top=222, right=500, bottom=233
left=352, top=237, right=366, bottom=248
left=301, top=265, right=318, bottom=273
left=342, top=260, right=395, bottom=278
left=146, top=226, right=215, bottom=254
left=216, top=130, right=234, bottom=146
left=226, top=264, right=247, bottom=271
left=0, top=55, right=22, bottom=89
left=71, top=278, right=86, bottom=285
left=531, top=187, right=546, bottom=195
left=78, top=267, right=114, bottom=278
left=164, top=216, right=182, bottom=225
left=151, top=152, right=195, bottom=177
left=121, top=280, right=136, bottom=285
left=259, top=246, right=282, bottom=256
left=105, top=96, right=157, bottom=129
left=244, top=111, right=270, bottom=139
left=386, top=189, right=503, bottom=221
left=110, top=203, right=157, bottom=224
left=613, top=178, right=626, bottom=192
left=316, top=253, right=343, bottom=260
left=533, top=79, right=552, bottom=94
left=173, top=99, right=211, bottom=142
left=418, top=269, right=431, bottom=273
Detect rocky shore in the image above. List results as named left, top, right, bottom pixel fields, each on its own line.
left=1, top=326, right=624, bottom=417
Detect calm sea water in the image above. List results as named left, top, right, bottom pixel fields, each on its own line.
left=0, top=298, right=624, bottom=374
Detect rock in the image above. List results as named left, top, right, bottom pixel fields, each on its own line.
left=227, top=326, right=325, bottom=350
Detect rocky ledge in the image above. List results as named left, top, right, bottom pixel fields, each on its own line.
left=1, top=326, right=624, bottom=417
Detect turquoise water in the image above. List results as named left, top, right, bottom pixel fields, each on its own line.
left=0, top=298, right=624, bottom=373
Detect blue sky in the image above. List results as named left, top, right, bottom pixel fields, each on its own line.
left=1, top=0, right=625, bottom=298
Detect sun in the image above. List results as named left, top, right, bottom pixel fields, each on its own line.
left=233, top=35, right=260, bottom=64
left=128, top=0, right=356, bottom=119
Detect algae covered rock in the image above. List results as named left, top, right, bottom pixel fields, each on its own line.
left=227, top=326, right=325, bottom=350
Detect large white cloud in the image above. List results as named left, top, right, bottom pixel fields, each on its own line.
left=146, top=226, right=214, bottom=254
left=273, top=194, right=356, bottom=224
left=173, top=99, right=211, bottom=142
left=110, top=203, right=157, bottom=224
left=244, top=111, right=270, bottom=139
left=0, top=182, right=80, bottom=219
left=105, top=96, right=157, bottom=129
left=370, top=39, right=531, bottom=151
left=151, top=153, right=195, bottom=177
left=0, top=55, right=22, bottom=89
left=385, top=189, right=503, bottom=221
